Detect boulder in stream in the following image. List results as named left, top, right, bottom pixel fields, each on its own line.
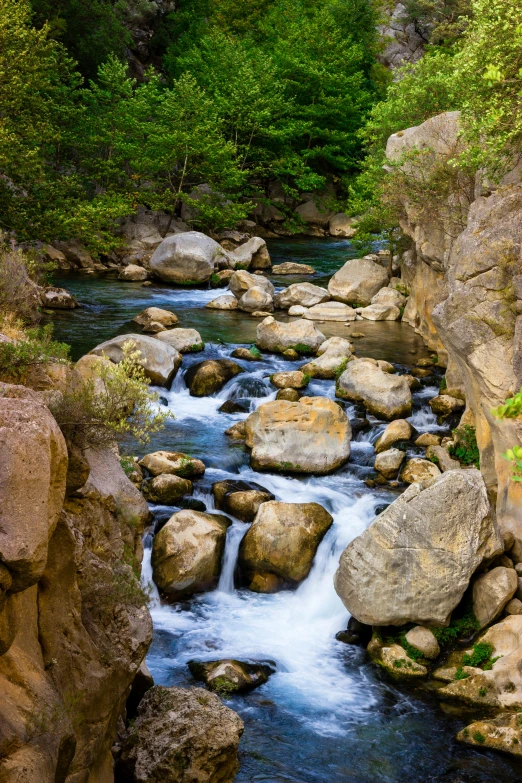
left=149, top=231, right=228, bottom=284
left=139, top=451, right=205, bottom=479
left=238, top=286, right=274, bottom=313
left=142, top=474, right=193, bottom=504
left=151, top=510, right=231, bottom=600
left=155, top=327, right=204, bottom=353
left=239, top=501, right=333, bottom=590
left=256, top=316, right=325, bottom=354
left=336, top=358, right=412, bottom=419
left=212, top=479, right=274, bottom=523
left=271, top=262, right=315, bottom=275
left=334, top=469, right=503, bottom=626
left=188, top=659, right=275, bottom=694
left=274, top=283, right=330, bottom=309
left=374, top=419, right=412, bottom=453
left=244, top=397, right=351, bottom=474
left=205, top=294, right=239, bottom=310
left=133, top=307, right=178, bottom=331
left=229, top=269, right=274, bottom=300
left=328, top=258, right=388, bottom=306
left=116, top=685, right=244, bottom=783
left=270, top=370, right=310, bottom=390
left=89, top=333, right=181, bottom=386
left=185, top=359, right=244, bottom=397
left=300, top=336, right=354, bottom=380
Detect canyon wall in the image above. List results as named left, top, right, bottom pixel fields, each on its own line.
left=0, top=383, right=152, bottom=782
left=387, top=111, right=522, bottom=536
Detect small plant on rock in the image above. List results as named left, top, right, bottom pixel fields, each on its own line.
left=449, top=425, right=480, bottom=468
left=0, top=324, right=70, bottom=383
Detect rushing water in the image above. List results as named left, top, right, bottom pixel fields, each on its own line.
left=51, top=238, right=520, bottom=783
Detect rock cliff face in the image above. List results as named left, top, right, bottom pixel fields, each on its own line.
left=387, top=111, right=522, bottom=535
left=0, top=384, right=152, bottom=782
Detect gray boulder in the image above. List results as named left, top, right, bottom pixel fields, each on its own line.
left=229, top=269, right=274, bottom=300
left=334, top=470, right=503, bottom=626
left=328, top=258, right=389, bottom=306
left=150, top=231, right=228, bottom=284
left=336, top=358, right=412, bottom=419
left=155, top=328, right=204, bottom=353
left=256, top=316, right=325, bottom=354
left=89, top=333, right=181, bottom=386
left=274, top=283, right=330, bottom=309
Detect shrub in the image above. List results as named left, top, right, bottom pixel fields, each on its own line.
left=0, top=324, right=70, bottom=383
left=462, top=641, right=500, bottom=670
left=51, top=343, right=171, bottom=449
left=432, top=608, right=479, bottom=645
left=0, top=245, right=42, bottom=324
left=449, top=424, right=480, bottom=467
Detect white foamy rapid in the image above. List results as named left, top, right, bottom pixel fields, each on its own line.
left=142, top=360, right=386, bottom=735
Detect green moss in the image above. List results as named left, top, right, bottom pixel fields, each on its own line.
left=291, top=343, right=314, bottom=355
left=478, top=687, right=487, bottom=697
left=191, top=342, right=204, bottom=352
left=249, top=345, right=262, bottom=359
left=454, top=667, right=470, bottom=680
left=439, top=376, right=447, bottom=392
left=432, top=608, right=480, bottom=646
left=399, top=635, right=424, bottom=663
left=334, top=358, right=349, bottom=379
left=449, top=425, right=480, bottom=468
left=210, top=273, right=222, bottom=287
left=473, top=731, right=486, bottom=744
left=120, top=456, right=135, bottom=477
left=462, top=641, right=497, bottom=669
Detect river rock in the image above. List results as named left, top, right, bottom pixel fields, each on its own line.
left=119, top=264, right=148, bottom=281
left=379, top=644, right=428, bottom=679
left=404, top=626, right=440, bottom=659
left=401, top=457, right=441, bottom=483
left=300, top=337, right=354, bottom=379
left=371, top=287, right=407, bottom=307
left=206, top=294, right=239, bottom=310
left=374, top=420, right=412, bottom=453
left=415, top=432, right=441, bottom=447
left=334, top=470, right=503, bottom=626
left=288, top=305, right=308, bottom=315
left=89, top=333, right=181, bottom=386
left=184, top=359, right=243, bottom=397
left=429, top=394, right=466, bottom=416
left=188, top=659, right=274, bottom=694
left=256, top=317, right=325, bottom=354
left=230, top=347, right=261, bottom=361
left=336, top=359, right=412, bottom=419
left=328, top=258, right=389, bottom=306
left=155, top=328, right=203, bottom=353
left=329, top=213, right=357, bottom=238
left=275, top=388, right=299, bottom=402
left=357, top=303, right=401, bottom=321
left=228, top=236, right=271, bottom=270
left=212, top=479, right=274, bottom=523
left=143, top=474, right=193, bottom=504
left=295, top=200, right=335, bottom=227
left=225, top=421, right=246, bottom=440
left=274, top=283, right=330, bottom=309
left=133, top=307, right=179, bottom=331
left=458, top=712, right=522, bottom=758
left=239, top=501, right=333, bottom=589
left=271, top=262, right=315, bottom=275
left=270, top=370, right=309, bottom=390
left=150, top=231, right=228, bottom=284
left=40, top=286, right=78, bottom=309
left=425, top=444, right=460, bottom=472
left=139, top=451, right=205, bottom=479
left=238, top=286, right=274, bottom=313
left=304, top=301, right=357, bottom=321
left=116, top=685, right=243, bottom=783
left=244, top=397, right=351, bottom=474
left=218, top=399, right=249, bottom=414
left=229, top=269, right=274, bottom=300
left=151, top=510, right=231, bottom=599
left=374, top=448, right=405, bottom=480
left=472, top=567, right=518, bottom=629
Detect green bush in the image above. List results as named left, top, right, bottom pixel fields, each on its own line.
left=0, top=324, right=70, bottom=383
left=449, top=424, right=480, bottom=467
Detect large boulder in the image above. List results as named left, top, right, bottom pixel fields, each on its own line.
left=357, top=303, right=401, bottom=321
left=139, top=451, right=205, bottom=479
left=155, top=328, right=204, bottom=353
left=40, top=286, right=78, bottom=309
left=336, top=359, right=412, bottom=419
left=228, top=237, right=271, bottom=270
left=244, top=397, right=351, bottom=474
left=256, top=316, right=325, bottom=354
left=149, top=231, right=228, bottom=284
left=294, top=200, right=335, bottom=228
left=274, top=283, right=330, bottom=309
left=143, top=474, right=193, bottom=504
left=334, top=470, right=503, bottom=626
left=89, top=334, right=181, bottom=386
left=151, top=510, right=230, bottom=600
left=117, top=685, right=244, bottom=783
left=401, top=457, right=441, bottom=483
left=328, top=258, right=389, bottom=306
left=300, top=337, right=354, bottom=380
left=271, top=262, right=315, bottom=275
left=238, top=286, right=274, bottom=313
left=374, top=419, right=412, bottom=453
left=270, top=370, right=309, bottom=390
left=212, top=479, right=274, bottom=523
left=205, top=294, right=239, bottom=310
left=132, top=307, right=178, bottom=331
left=229, top=269, right=274, bottom=300
left=374, top=448, right=405, bottom=479
left=239, top=501, right=333, bottom=589
left=472, top=567, right=518, bottom=629
left=119, top=264, right=148, bottom=282
left=188, top=659, right=274, bottom=694
left=184, top=359, right=243, bottom=397
left=371, top=287, right=407, bottom=308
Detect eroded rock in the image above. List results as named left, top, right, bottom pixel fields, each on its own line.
left=89, top=334, right=181, bottom=386
left=328, top=258, right=389, bottom=306
left=337, top=359, right=412, bottom=419
left=184, top=359, right=243, bottom=397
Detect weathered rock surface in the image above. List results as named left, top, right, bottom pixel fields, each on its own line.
left=274, top=283, right=330, bottom=309
left=270, top=370, right=309, bottom=389
left=40, top=286, right=78, bottom=309
left=212, top=479, right=274, bottom=523
left=184, top=359, right=243, bottom=397
left=119, top=263, right=148, bottom=281
left=300, top=337, right=353, bottom=379
left=472, top=567, right=518, bottom=629
left=374, top=419, right=412, bottom=453
left=143, top=474, right=193, bottom=504
left=271, top=262, right=315, bottom=275
left=133, top=307, right=179, bottom=331
left=425, top=444, right=460, bottom=472
left=337, top=359, right=412, bottom=419
left=244, top=397, right=351, bottom=474
left=256, top=317, right=325, bottom=354
left=116, top=685, right=244, bottom=783
left=371, top=287, right=406, bottom=308
left=357, top=303, right=401, bottom=321
left=429, top=394, right=465, bottom=416
left=328, top=258, right=389, bottom=306
left=238, top=286, right=274, bottom=313
left=334, top=470, right=503, bottom=626
left=295, top=200, right=335, bottom=228
left=206, top=293, right=239, bottom=310
left=149, top=231, right=228, bottom=284
left=405, top=626, right=440, bottom=659
left=329, top=213, right=357, bottom=237
left=139, top=451, right=205, bottom=479
left=89, top=333, right=181, bottom=386
left=228, top=236, right=271, bottom=270
left=374, top=448, right=405, bottom=479
left=401, top=457, right=442, bottom=484
left=304, top=301, right=357, bottom=322
left=151, top=510, right=231, bottom=600
left=239, top=501, right=333, bottom=589
left=188, top=659, right=274, bottom=694
left=155, top=327, right=204, bottom=353
left=229, top=269, right=274, bottom=300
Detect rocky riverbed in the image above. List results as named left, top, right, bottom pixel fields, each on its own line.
left=46, top=237, right=522, bottom=783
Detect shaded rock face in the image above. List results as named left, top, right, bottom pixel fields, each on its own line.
left=328, top=258, right=388, bottom=306
left=184, top=359, right=244, bottom=397
left=151, top=510, right=230, bottom=600
left=0, top=390, right=152, bottom=782
left=472, top=566, right=518, bottom=629
left=334, top=470, right=503, bottom=626
left=212, top=479, right=274, bottom=523
left=142, top=474, right=193, bottom=504
left=41, top=286, right=78, bottom=309
left=336, top=359, right=412, bottom=419
left=239, top=501, right=333, bottom=589
left=149, top=231, right=229, bottom=284
left=89, top=333, right=181, bottom=386
left=188, top=659, right=274, bottom=694
left=256, top=316, right=325, bottom=354
left=386, top=110, right=522, bottom=534
left=116, top=685, right=244, bottom=783
left=300, top=337, right=353, bottom=380
left=244, top=397, right=351, bottom=474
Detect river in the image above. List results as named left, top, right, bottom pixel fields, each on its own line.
left=49, top=237, right=520, bottom=783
